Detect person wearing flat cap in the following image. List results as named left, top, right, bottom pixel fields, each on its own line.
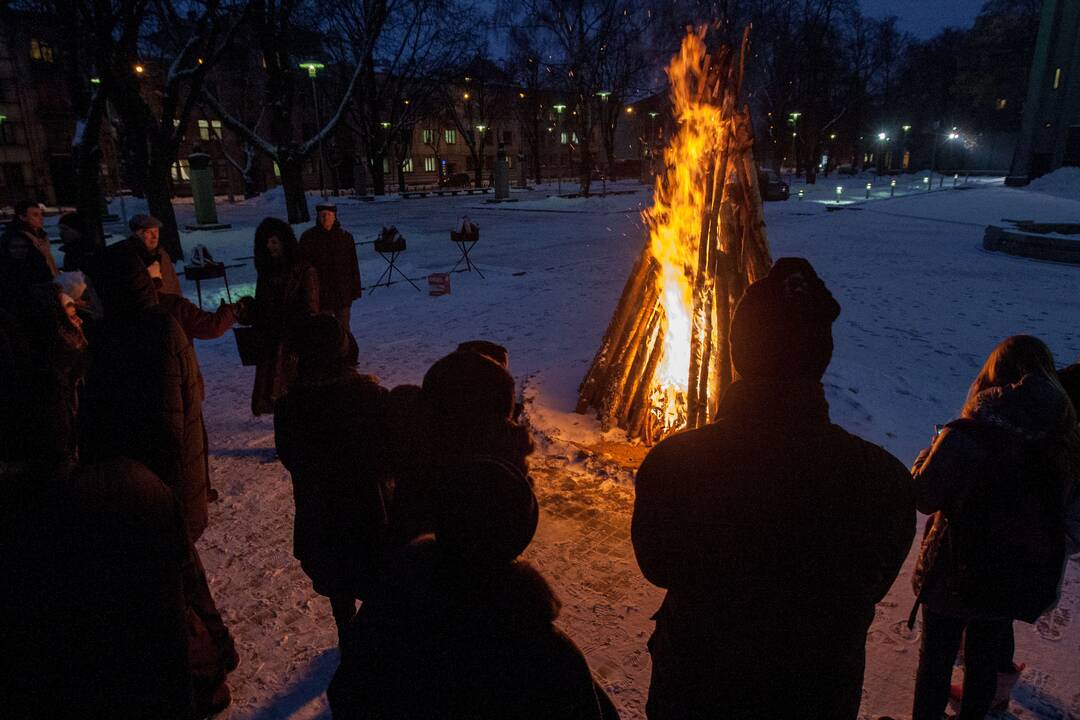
left=328, top=456, right=619, bottom=719
left=120, top=214, right=182, bottom=295
left=298, top=203, right=361, bottom=336
left=632, top=257, right=915, bottom=719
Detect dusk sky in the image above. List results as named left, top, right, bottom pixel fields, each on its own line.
left=859, top=0, right=989, bottom=39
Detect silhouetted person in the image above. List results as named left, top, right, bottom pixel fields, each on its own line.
left=298, top=203, right=360, bottom=332
left=910, top=336, right=1079, bottom=720
left=58, top=211, right=97, bottom=273
left=1, top=199, right=57, bottom=282
left=80, top=250, right=236, bottom=711
left=0, top=285, right=191, bottom=719
left=274, top=313, right=390, bottom=642
left=632, top=257, right=915, bottom=719
left=389, top=348, right=534, bottom=544
left=251, top=217, right=319, bottom=415
left=328, top=456, right=618, bottom=719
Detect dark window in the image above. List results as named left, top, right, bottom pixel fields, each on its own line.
left=0, top=121, right=18, bottom=145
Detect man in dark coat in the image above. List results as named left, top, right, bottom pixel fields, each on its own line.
left=274, top=313, right=389, bottom=641
left=1, top=199, right=57, bottom=282
left=117, top=213, right=182, bottom=295
left=632, top=258, right=915, bottom=720
left=298, top=203, right=361, bottom=330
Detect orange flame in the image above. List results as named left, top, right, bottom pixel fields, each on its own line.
left=643, top=28, right=726, bottom=434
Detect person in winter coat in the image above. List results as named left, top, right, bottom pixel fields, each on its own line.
left=327, top=456, right=618, bottom=720
left=0, top=287, right=192, bottom=719
left=274, top=313, right=390, bottom=642
left=910, top=335, right=1079, bottom=720
left=118, top=213, right=182, bottom=295
left=389, top=347, right=535, bottom=544
left=58, top=211, right=98, bottom=274
left=251, top=217, right=319, bottom=415
left=632, top=257, right=916, bottom=720
left=0, top=199, right=57, bottom=282
left=298, top=203, right=360, bottom=330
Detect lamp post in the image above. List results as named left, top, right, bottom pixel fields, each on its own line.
left=788, top=112, right=801, bottom=179
left=299, top=61, right=327, bottom=197
left=553, top=103, right=566, bottom=194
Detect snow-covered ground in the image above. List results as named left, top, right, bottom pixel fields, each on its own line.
left=87, top=174, right=1080, bottom=719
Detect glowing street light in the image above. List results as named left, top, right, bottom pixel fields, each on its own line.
left=596, top=90, right=611, bottom=100
left=948, top=132, right=959, bottom=140
left=463, top=92, right=471, bottom=100
left=865, top=181, right=872, bottom=198
left=90, top=77, right=101, bottom=85
left=877, top=132, right=887, bottom=141
left=625, top=106, right=634, bottom=114
left=553, top=104, right=567, bottom=114
left=901, top=124, right=912, bottom=133
left=890, top=178, right=896, bottom=197
left=475, top=124, right=487, bottom=133
left=835, top=185, right=843, bottom=203
left=298, top=61, right=324, bottom=78
left=380, top=121, right=391, bottom=129
left=134, top=64, right=145, bottom=74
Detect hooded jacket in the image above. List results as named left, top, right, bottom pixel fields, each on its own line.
left=912, top=373, right=1080, bottom=620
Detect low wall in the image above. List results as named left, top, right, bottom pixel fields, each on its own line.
left=983, top=225, right=1080, bottom=264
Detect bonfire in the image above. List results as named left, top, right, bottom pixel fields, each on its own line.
left=576, top=27, right=773, bottom=444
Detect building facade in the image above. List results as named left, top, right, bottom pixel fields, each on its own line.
left=1009, top=0, right=1080, bottom=183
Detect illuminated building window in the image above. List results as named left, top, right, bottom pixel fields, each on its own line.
left=30, top=39, right=55, bottom=63
left=422, top=129, right=434, bottom=144
left=444, top=129, right=457, bottom=144
left=402, top=157, right=413, bottom=173
left=996, top=98, right=1007, bottom=110
left=424, top=156, right=436, bottom=172
left=1054, top=68, right=1062, bottom=89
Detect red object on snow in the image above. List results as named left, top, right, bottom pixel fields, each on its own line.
left=428, top=272, right=451, bottom=296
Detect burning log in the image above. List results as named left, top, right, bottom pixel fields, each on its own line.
left=576, top=27, right=773, bottom=444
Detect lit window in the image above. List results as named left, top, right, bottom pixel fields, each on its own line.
left=444, top=129, right=457, bottom=144
left=995, top=98, right=1007, bottom=110
left=424, top=156, right=436, bottom=172
left=171, top=159, right=190, bottom=181
left=1054, top=68, right=1062, bottom=89
left=902, top=151, right=910, bottom=169
left=198, top=120, right=210, bottom=141
left=506, top=155, right=512, bottom=168
left=383, top=158, right=390, bottom=174
left=422, top=129, right=434, bottom=144
left=572, top=132, right=579, bottom=143
left=211, top=120, right=222, bottom=139
left=30, top=39, right=54, bottom=63
left=560, top=131, right=568, bottom=144
left=402, top=157, right=414, bottom=173
left=273, top=162, right=281, bottom=177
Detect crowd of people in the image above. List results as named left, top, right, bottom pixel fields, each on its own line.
left=1, top=198, right=1079, bottom=720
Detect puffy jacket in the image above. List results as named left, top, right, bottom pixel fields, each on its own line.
left=632, top=379, right=915, bottom=719
left=298, top=223, right=361, bottom=309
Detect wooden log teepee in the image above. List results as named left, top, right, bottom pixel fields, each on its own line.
left=576, top=27, right=772, bottom=445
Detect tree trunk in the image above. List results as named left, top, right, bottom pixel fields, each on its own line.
left=73, top=118, right=106, bottom=251
left=369, top=156, right=386, bottom=196
left=144, top=156, right=183, bottom=262
left=579, top=144, right=593, bottom=196
left=472, top=147, right=484, bottom=188
left=279, top=154, right=310, bottom=225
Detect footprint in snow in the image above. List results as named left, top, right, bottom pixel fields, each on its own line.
left=1035, top=606, right=1071, bottom=641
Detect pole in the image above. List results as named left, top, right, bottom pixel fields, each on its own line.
left=929, top=133, right=938, bottom=192
left=310, top=74, right=326, bottom=198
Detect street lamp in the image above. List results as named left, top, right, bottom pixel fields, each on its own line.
left=553, top=104, right=567, bottom=192
left=299, top=61, right=328, bottom=197
left=788, top=112, right=801, bottom=176
left=835, top=185, right=843, bottom=203
left=596, top=90, right=611, bottom=100
left=134, top=64, right=145, bottom=74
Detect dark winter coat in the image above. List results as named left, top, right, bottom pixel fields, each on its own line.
left=912, top=374, right=1080, bottom=620
left=0, top=218, right=56, bottom=283
left=0, top=458, right=191, bottom=719
left=298, top=222, right=361, bottom=310
left=632, top=379, right=915, bottom=720
left=80, top=266, right=209, bottom=542
left=158, top=292, right=236, bottom=402
left=327, top=538, right=618, bottom=720
left=251, top=259, right=319, bottom=415
left=119, top=234, right=182, bottom=296
left=274, top=371, right=390, bottom=598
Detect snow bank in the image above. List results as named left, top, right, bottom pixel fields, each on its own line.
left=1025, top=166, right=1080, bottom=200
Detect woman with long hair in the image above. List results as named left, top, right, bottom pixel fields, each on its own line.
left=911, top=335, right=1079, bottom=720
left=250, top=218, right=319, bottom=416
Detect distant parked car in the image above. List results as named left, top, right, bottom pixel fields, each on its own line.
left=758, top=168, right=790, bottom=201
left=442, top=173, right=471, bottom=188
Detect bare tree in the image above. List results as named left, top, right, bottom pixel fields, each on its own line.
left=438, top=53, right=506, bottom=188
left=202, top=0, right=364, bottom=223
left=505, top=27, right=548, bottom=184
left=328, top=0, right=471, bottom=196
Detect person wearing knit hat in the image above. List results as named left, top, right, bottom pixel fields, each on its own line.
left=298, top=203, right=361, bottom=338
left=328, top=456, right=618, bottom=720
left=274, top=312, right=389, bottom=644
left=632, top=257, right=915, bottom=720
